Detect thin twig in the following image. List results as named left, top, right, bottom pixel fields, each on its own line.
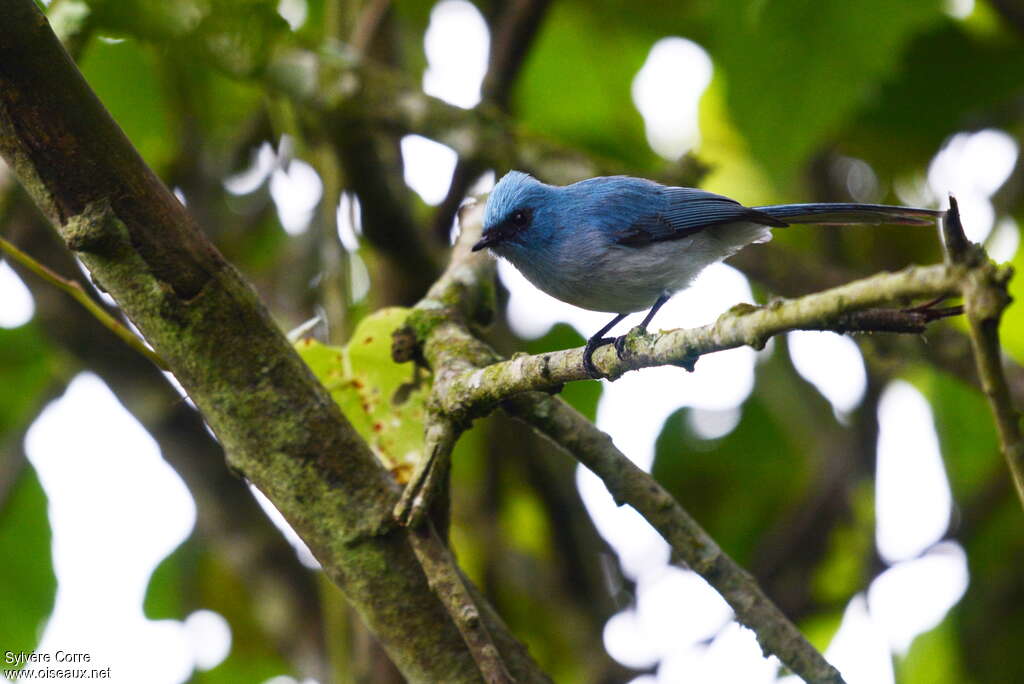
left=943, top=196, right=1024, bottom=508
left=349, top=0, right=391, bottom=55
left=0, top=235, right=167, bottom=369
left=395, top=415, right=458, bottom=528
left=407, top=522, right=515, bottom=684
left=502, top=391, right=846, bottom=684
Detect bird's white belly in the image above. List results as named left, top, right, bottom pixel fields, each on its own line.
left=506, top=233, right=725, bottom=313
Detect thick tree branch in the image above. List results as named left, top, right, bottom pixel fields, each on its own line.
left=2, top=199, right=331, bottom=677
left=0, top=4, right=544, bottom=681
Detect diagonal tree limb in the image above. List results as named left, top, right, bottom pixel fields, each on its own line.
left=0, top=4, right=546, bottom=681
left=500, top=391, right=845, bottom=684
left=408, top=521, right=515, bottom=684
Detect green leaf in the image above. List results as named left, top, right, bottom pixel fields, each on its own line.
left=0, top=324, right=57, bottom=439
left=0, top=468, right=56, bottom=657
left=706, top=0, right=942, bottom=189
left=524, top=323, right=601, bottom=422
left=651, top=397, right=805, bottom=563
left=143, top=536, right=296, bottom=683
left=897, top=613, right=968, bottom=684
left=296, top=307, right=427, bottom=481
left=513, top=1, right=656, bottom=169
left=914, top=369, right=1000, bottom=499
left=1001, top=241, right=1024, bottom=364
left=79, top=37, right=175, bottom=171
left=847, top=21, right=1024, bottom=179
left=143, top=535, right=196, bottom=620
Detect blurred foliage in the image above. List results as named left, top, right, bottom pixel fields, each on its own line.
left=0, top=468, right=56, bottom=659
left=0, top=0, right=1021, bottom=681
left=144, top=536, right=297, bottom=682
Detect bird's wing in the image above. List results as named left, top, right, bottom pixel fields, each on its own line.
left=612, top=187, right=787, bottom=246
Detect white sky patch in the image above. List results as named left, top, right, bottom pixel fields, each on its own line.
left=270, top=159, right=322, bottom=235
left=469, top=170, right=496, bottom=197
left=577, top=465, right=670, bottom=581
left=674, top=622, right=780, bottom=684
left=833, top=156, right=880, bottom=203
left=24, top=373, right=199, bottom=683
left=688, top=406, right=742, bottom=441
left=401, top=135, right=459, bottom=206
left=249, top=485, right=321, bottom=570
left=927, top=129, right=1018, bottom=242
left=825, top=595, right=896, bottom=684
left=867, top=541, right=969, bottom=654
left=875, top=380, right=952, bottom=564
left=184, top=609, right=232, bottom=671
left=986, top=216, right=1020, bottom=263
left=504, top=255, right=757, bottom=584
left=349, top=252, right=371, bottom=303
left=945, top=0, right=974, bottom=19
left=603, top=608, right=662, bottom=669
left=636, top=567, right=733, bottom=657
left=422, top=0, right=490, bottom=109
left=632, top=38, right=712, bottom=160
left=224, top=142, right=276, bottom=195
left=336, top=192, right=363, bottom=252
left=277, top=0, right=308, bottom=30
left=0, top=259, right=35, bottom=328
left=787, top=331, right=867, bottom=415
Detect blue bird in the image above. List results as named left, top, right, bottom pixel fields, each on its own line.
left=472, top=171, right=943, bottom=378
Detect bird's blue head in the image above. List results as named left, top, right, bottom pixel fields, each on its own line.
left=473, top=171, right=552, bottom=253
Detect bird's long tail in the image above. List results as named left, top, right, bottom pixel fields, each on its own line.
left=753, top=203, right=944, bottom=226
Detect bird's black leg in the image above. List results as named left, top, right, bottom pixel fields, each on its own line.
left=583, top=313, right=628, bottom=378
left=614, top=293, right=670, bottom=358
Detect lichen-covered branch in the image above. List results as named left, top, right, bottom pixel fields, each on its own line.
left=436, top=262, right=963, bottom=417
left=402, top=206, right=845, bottom=683
left=943, top=198, right=1024, bottom=508
left=500, top=391, right=845, bottom=684
left=0, top=4, right=542, bottom=681
left=408, top=523, right=515, bottom=684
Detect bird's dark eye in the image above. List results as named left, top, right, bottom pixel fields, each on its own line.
left=510, top=209, right=529, bottom=227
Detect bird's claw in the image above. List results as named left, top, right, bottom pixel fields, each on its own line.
left=613, top=334, right=629, bottom=359
left=582, top=337, right=614, bottom=378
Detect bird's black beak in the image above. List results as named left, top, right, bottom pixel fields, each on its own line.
left=472, top=233, right=496, bottom=251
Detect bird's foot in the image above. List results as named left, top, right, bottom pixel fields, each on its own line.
left=613, top=325, right=648, bottom=359
left=582, top=336, right=615, bottom=379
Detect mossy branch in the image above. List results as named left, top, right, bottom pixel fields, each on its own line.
left=401, top=204, right=846, bottom=683
left=0, top=4, right=544, bottom=681
left=435, top=262, right=964, bottom=419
